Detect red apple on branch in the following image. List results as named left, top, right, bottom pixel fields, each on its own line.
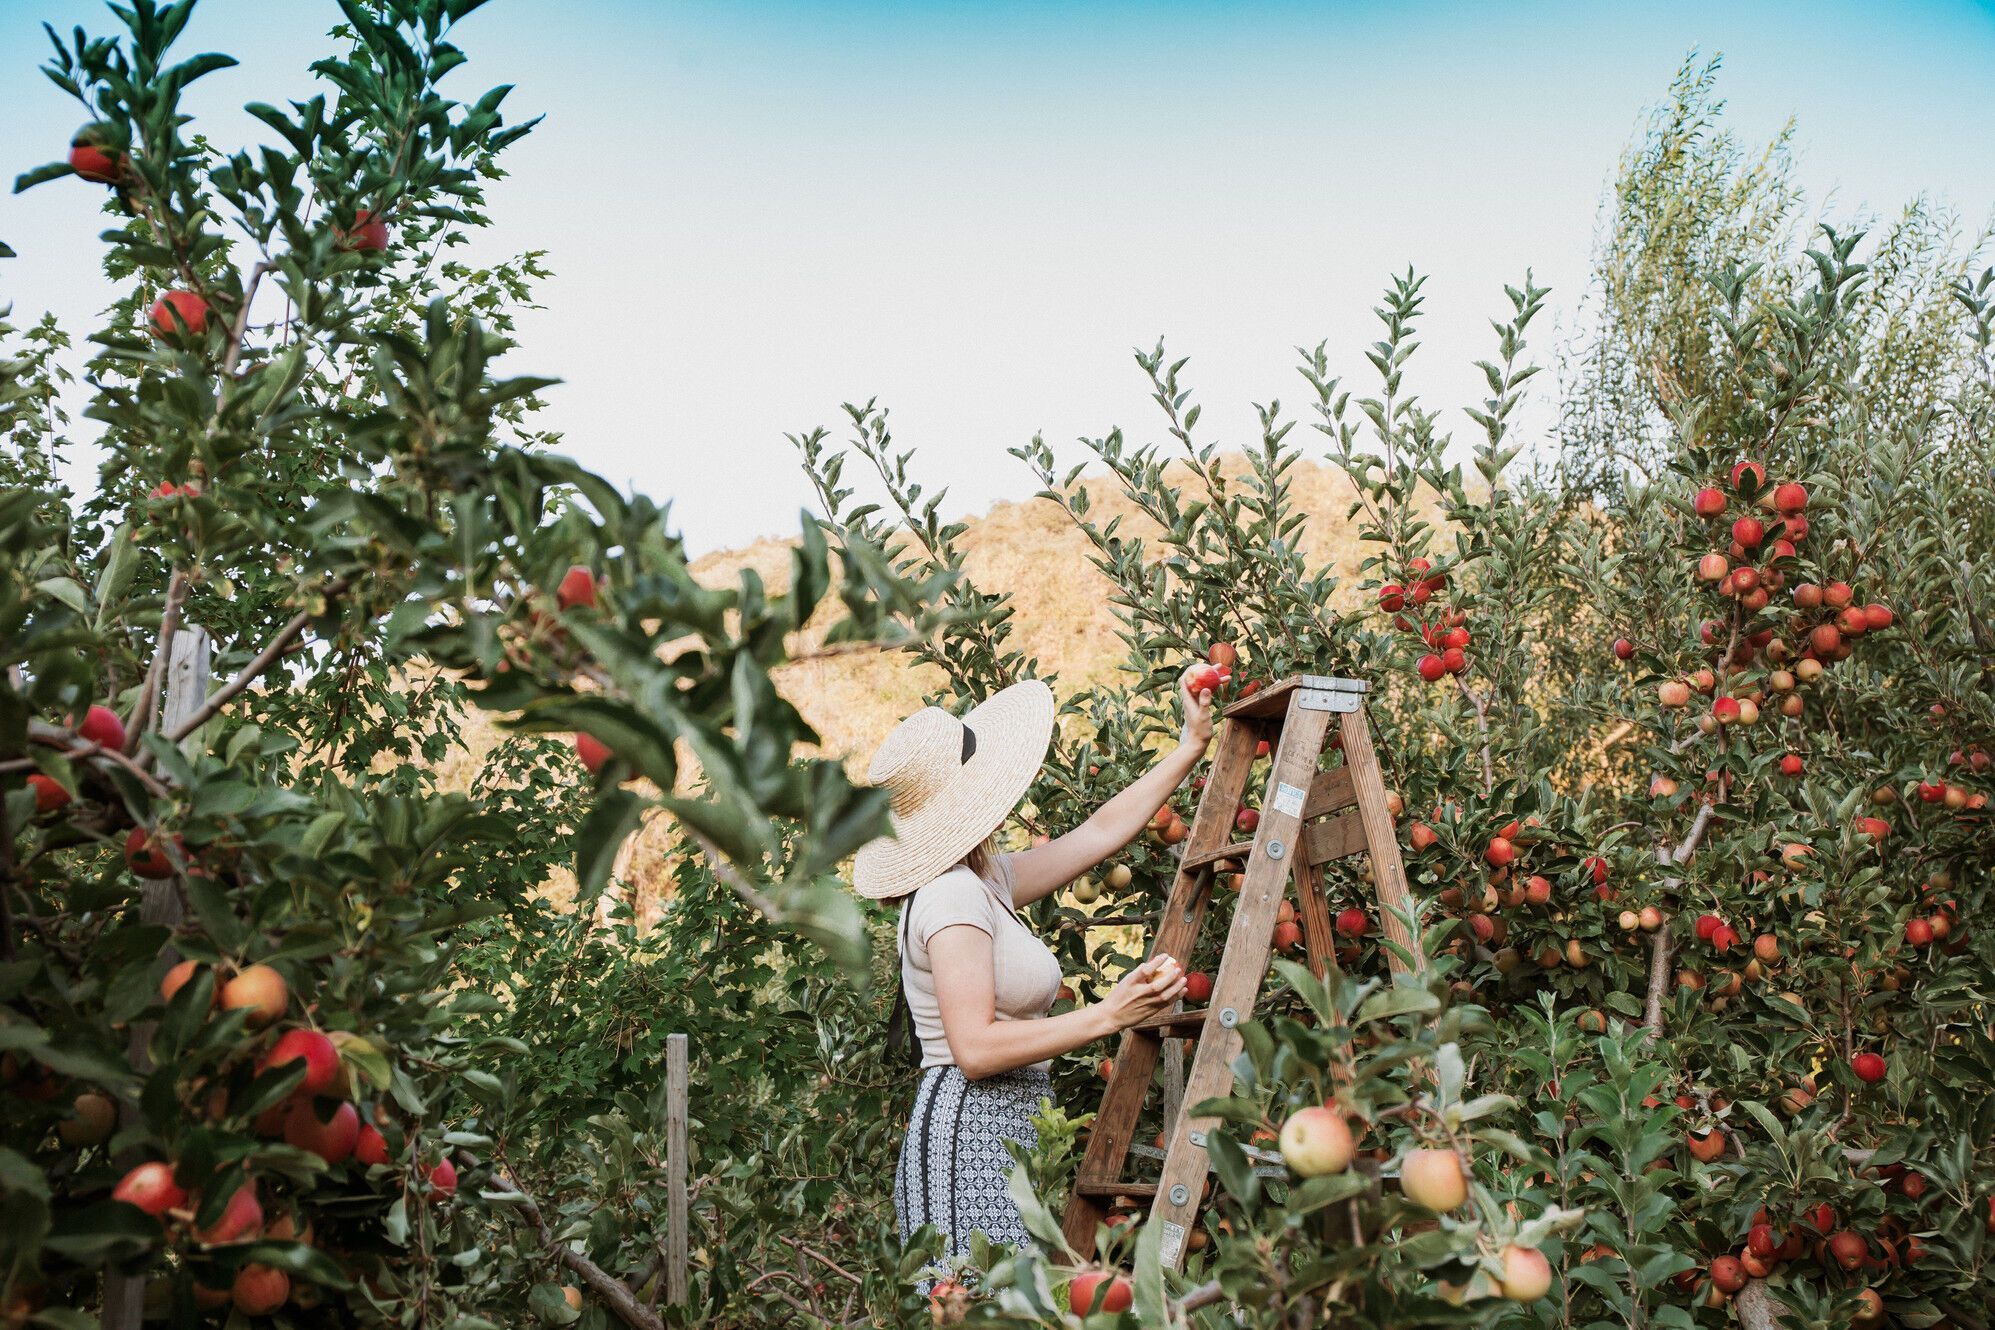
left=262, top=1029, right=340, bottom=1098
left=148, top=289, right=211, bottom=339
left=76, top=704, right=126, bottom=750
left=111, top=1161, right=186, bottom=1217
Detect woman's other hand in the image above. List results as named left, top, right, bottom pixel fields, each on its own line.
left=1178, top=665, right=1217, bottom=751
left=1097, top=954, right=1188, bottom=1031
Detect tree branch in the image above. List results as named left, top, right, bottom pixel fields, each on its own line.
left=157, top=578, right=349, bottom=751
left=1643, top=800, right=1716, bottom=1041
left=484, top=1168, right=666, bottom=1330
left=126, top=568, right=190, bottom=752
left=1177, top=1279, right=1226, bottom=1313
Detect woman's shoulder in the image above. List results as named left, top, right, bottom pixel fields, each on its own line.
left=907, top=866, right=1001, bottom=933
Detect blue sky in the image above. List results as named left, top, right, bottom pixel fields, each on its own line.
left=4, top=0, right=1993, bottom=552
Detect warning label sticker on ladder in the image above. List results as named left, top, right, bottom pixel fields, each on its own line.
left=1270, top=782, right=1307, bottom=818
left=1158, top=1220, right=1186, bottom=1266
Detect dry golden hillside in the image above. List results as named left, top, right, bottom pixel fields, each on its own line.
left=694, top=454, right=1379, bottom=768
left=452, top=452, right=1384, bottom=918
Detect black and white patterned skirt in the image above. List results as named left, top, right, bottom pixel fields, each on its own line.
left=895, top=1064, right=1050, bottom=1261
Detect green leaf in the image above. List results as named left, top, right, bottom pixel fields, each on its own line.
left=1131, top=1209, right=1167, bottom=1325
left=42, top=1200, right=159, bottom=1261
left=571, top=786, right=644, bottom=902
left=1004, top=1163, right=1071, bottom=1256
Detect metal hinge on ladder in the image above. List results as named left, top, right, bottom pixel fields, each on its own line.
left=1292, top=675, right=1368, bottom=714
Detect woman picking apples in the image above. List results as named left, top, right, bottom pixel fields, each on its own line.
left=852, top=668, right=1217, bottom=1272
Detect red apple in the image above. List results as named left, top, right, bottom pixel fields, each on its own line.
left=159, top=959, right=205, bottom=1005
left=355, top=1123, right=391, bottom=1166
left=1484, top=837, right=1515, bottom=868
left=1731, top=517, right=1764, bottom=548
left=232, top=1265, right=289, bottom=1315
left=220, top=964, right=289, bottom=1029
left=56, top=1090, right=118, bottom=1148
left=1612, top=637, right=1634, bottom=661
left=1235, top=807, right=1259, bottom=833
left=574, top=732, right=611, bottom=774
left=422, top=1155, right=458, bottom=1200
left=1068, top=1271, right=1132, bottom=1314
left=336, top=207, right=390, bottom=251
left=1771, top=481, right=1808, bottom=512
left=1335, top=907, right=1369, bottom=937
left=285, top=1098, right=360, bottom=1164
left=1709, top=1255, right=1747, bottom=1294
left=26, top=774, right=71, bottom=813
left=1861, top=603, right=1893, bottom=631
left=112, top=1161, right=186, bottom=1216
left=1182, top=971, right=1212, bottom=1003
left=555, top=565, right=599, bottom=610
left=1730, top=459, right=1766, bottom=491
left=1851, top=1052, right=1886, bottom=1084
left=193, top=1179, right=263, bottom=1245
left=68, top=134, right=124, bottom=183
left=1376, top=584, right=1404, bottom=612
left=1692, top=487, right=1727, bottom=517
left=1207, top=641, right=1237, bottom=668
left=1905, top=918, right=1933, bottom=947
left=262, top=1029, right=339, bottom=1097
left=77, top=704, right=126, bottom=750
left=1697, top=552, right=1729, bottom=582
left=1778, top=754, right=1803, bottom=777
left=148, top=290, right=210, bottom=339
left=125, top=826, right=177, bottom=878
left=1186, top=663, right=1224, bottom=697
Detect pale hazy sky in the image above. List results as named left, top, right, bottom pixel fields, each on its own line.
left=4, top=0, right=1993, bottom=553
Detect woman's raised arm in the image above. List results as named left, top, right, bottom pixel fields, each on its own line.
left=1007, top=668, right=1215, bottom=907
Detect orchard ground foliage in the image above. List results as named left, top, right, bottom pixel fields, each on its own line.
left=0, top=8, right=1989, bottom=1329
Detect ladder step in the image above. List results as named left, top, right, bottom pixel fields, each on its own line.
left=1129, top=1007, right=1209, bottom=1035
left=1182, top=842, right=1253, bottom=872
left=1075, top=1181, right=1158, bottom=1200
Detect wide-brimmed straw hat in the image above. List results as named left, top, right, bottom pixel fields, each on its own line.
left=852, top=679, right=1055, bottom=900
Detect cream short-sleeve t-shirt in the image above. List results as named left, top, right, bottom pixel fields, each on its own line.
left=901, top=855, right=1063, bottom=1071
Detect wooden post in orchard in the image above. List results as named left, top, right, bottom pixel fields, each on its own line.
left=666, top=1032, right=689, bottom=1307
left=102, top=628, right=211, bottom=1330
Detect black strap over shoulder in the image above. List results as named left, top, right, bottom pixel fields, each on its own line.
left=885, top=901, right=922, bottom=1069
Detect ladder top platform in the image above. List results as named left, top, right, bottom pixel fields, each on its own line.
left=1222, top=674, right=1370, bottom=720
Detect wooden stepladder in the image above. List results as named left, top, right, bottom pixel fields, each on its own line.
left=1060, top=675, right=1424, bottom=1269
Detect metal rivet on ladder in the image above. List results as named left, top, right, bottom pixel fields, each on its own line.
left=1266, top=839, right=1285, bottom=860
left=1218, top=1007, right=1239, bottom=1028
left=1188, top=1130, right=1207, bottom=1148
left=1169, top=1184, right=1190, bottom=1207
